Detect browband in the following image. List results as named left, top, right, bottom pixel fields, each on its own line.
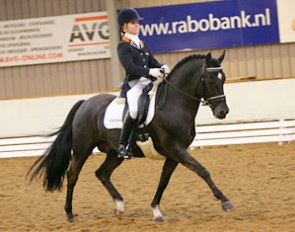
left=205, top=67, right=223, bottom=72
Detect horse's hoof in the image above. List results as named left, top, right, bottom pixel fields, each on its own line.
left=114, top=208, right=124, bottom=220
left=154, top=216, right=165, bottom=223
left=68, top=217, right=75, bottom=223
left=222, top=201, right=235, bottom=211
left=67, top=213, right=78, bottom=222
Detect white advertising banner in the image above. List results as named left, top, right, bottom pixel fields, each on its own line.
left=277, top=0, right=295, bottom=43
left=0, top=12, right=110, bottom=67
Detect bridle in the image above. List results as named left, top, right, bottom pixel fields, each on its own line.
left=161, top=66, right=226, bottom=107
left=201, top=66, right=226, bottom=107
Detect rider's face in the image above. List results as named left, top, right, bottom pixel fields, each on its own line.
left=123, top=20, right=140, bottom=35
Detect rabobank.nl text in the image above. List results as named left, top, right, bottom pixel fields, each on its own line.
left=140, top=9, right=271, bottom=36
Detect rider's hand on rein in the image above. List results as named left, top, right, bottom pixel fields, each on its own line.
left=161, top=64, right=170, bottom=75
left=149, top=68, right=163, bottom=78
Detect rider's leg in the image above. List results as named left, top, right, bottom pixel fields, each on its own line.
left=117, top=78, right=151, bottom=159
left=117, top=85, right=140, bottom=159
left=118, top=113, right=136, bottom=159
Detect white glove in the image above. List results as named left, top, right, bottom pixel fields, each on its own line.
left=161, top=64, right=170, bottom=74
left=149, top=68, right=163, bottom=79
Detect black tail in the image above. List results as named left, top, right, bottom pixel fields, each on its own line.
left=27, top=100, right=85, bottom=191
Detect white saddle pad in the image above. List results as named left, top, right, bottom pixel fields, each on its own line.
left=104, top=81, right=165, bottom=160
left=104, top=81, right=160, bottom=129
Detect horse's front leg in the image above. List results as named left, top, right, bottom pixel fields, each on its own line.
left=95, top=150, right=125, bottom=219
left=173, top=145, right=234, bottom=211
left=151, top=157, right=178, bottom=222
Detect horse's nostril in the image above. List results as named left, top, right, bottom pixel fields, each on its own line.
left=218, top=110, right=227, bottom=119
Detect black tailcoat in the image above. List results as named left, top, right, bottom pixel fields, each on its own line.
left=117, top=36, right=162, bottom=83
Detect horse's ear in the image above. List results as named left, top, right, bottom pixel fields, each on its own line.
left=218, top=50, right=226, bottom=64
left=205, top=52, right=212, bottom=66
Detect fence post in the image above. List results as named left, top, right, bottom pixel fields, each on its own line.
left=278, top=119, right=285, bottom=145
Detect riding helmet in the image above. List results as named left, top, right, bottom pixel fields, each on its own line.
left=117, top=8, right=143, bottom=26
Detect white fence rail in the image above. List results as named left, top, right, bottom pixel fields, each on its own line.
left=1, top=119, right=294, bottom=158
left=192, top=119, right=295, bottom=147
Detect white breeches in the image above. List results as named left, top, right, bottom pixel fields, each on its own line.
left=127, top=77, right=152, bottom=119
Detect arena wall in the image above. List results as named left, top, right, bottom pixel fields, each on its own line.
left=0, top=78, right=294, bottom=138
left=0, top=0, right=295, bottom=99
left=0, top=0, right=112, bottom=99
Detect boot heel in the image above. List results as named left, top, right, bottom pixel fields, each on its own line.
left=117, top=144, right=132, bottom=159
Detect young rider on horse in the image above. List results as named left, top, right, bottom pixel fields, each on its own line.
left=117, top=8, right=170, bottom=159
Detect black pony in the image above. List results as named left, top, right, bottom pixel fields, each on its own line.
left=28, top=51, right=234, bottom=222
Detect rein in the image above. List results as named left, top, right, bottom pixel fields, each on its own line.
left=157, top=66, right=225, bottom=109
left=163, top=76, right=204, bottom=103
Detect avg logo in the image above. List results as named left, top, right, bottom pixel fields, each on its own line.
left=69, top=15, right=110, bottom=47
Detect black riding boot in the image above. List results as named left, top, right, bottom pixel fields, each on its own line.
left=118, top=114, right=136, bottom=159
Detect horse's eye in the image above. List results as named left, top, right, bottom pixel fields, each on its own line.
left=217, top=72, right=223, bottom=80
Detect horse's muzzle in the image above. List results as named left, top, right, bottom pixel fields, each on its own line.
left=213, top=103, right=229, bottom=119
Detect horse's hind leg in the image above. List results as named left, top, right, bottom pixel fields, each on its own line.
left=171, top=146, right=234, bottom=211
left=65, top=151, right=91, bottom=222
left=95, top=149, right=124, bottom=219
left=151, top=158, right=178, bottom=222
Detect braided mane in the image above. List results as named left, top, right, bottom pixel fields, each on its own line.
left=168, top=54, right=206, bottom=77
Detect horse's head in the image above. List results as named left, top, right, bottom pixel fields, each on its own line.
left=202, top=51, right=229, bottom=119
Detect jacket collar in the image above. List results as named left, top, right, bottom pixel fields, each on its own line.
left=122, top=35, right=144, bottom=50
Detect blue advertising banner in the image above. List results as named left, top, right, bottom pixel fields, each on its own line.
left=136, top=0, right=280, bottom=53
